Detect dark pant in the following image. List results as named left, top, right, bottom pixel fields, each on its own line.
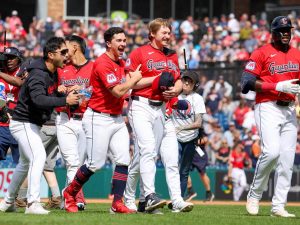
left=0, top=126, right=19, bottom=164
left=178, top=139, right=196, bottom=197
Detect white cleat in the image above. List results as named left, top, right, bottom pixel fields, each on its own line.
left=0, top=200, right=16, bottom=212
left=124, top=199, right=137, bottom=211
left=246, top=198, right=259, bottom=215
left=271, top=209, right=296, bottom=218
left=25, top=202, right=50, bottom=215
left=172, top=201, right=194, bottom=213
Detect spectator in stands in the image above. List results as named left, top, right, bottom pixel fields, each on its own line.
left=233, top=99, right=250, bottom=129
left=215, top=139, right=230, bottom=167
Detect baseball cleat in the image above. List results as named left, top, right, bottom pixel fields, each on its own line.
left=44, top=196, right=62, bottom=209
left=62, top=188, right=78, bottom=213
left=110, top=200, right=136, bottom=214
left=271, top=209, right=296, bottom=218
left=15, top=198, right=27, bottom=208
left=0, top=200, right=16, bottom=212
left=124, top=199, right=137, bottom=211
left=145, top=193, right=166, bottom=212
left=75, top=189, right=86, bottom=211
left=184, top=191, right=197, bottom=202
left=137, top=201, right=163, bottom=214
left=246, top=198, right=259, bottom=215
left=204, top=192, right=215, bottom=202
left=25, top=202, right=49, bottom=215
left=172, top=201, right=194, bottom=213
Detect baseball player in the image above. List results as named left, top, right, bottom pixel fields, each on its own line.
left=0, top=37, right=80, bottom=214
left=228, top=141, right=251, bottom=201
left=125, top=18, right=182, bottom=212
left=62, top=27, right=142, bottom=213
left=124, top=98, right=194, bottom=213
left=0, top=47, right=23, bottom=165
left=171, top=71, right=206, bottom=197
left=241, top=16, right=300, bottom=217
left=56, top=35, right=94, bottom=210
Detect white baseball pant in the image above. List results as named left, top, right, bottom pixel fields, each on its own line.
left=7, top=120, right=46, bottom=203
left=128, top=98, right=165, bottom=197
left=56, top=112, right=86, bottom=184
left=83, top=108, right=130, bottom=172
left=124, top=119, right=183, bottom=204
left=248, top=101, right=296, bottom=211
left=231, top=167, right=247, bottom=201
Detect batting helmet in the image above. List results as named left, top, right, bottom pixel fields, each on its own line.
left=271, top=16, right=293, bottom=31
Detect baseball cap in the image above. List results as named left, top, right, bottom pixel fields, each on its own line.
left=181, top=70, right=199, bottom=84
left=152, top=71, right=175, bottom=93
left=4, top=47, right=23, bottom=59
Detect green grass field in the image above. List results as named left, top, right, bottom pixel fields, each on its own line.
left=0, top=204, right=299, bottom=225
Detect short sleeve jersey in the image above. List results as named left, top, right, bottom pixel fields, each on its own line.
left=57, top=61, right=93, bottom=114
left=0, top=68, right=20, bottom=127
left=88, top=53, right=126, bottom=115
left=171, top=92, right=206, bottom=142
left=244, top=43, right=300, bottom=103
left=125, top=44, right=180, bottom=101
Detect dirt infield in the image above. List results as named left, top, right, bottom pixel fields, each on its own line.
left=83, top=199, right=300, bottom=206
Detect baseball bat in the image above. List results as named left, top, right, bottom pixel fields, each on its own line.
left=183, top=48, right=188, bottom=70
left=3, top=30, right=6, bottom=50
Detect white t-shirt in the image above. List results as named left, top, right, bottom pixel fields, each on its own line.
left=171, top=92, right=206, bottom=142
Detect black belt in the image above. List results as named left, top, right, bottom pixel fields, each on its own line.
left=131, top=96, right=163, bottom=107
left=276, top=100, right=293, bottom=107
left=91, top=108, right=119, bottom=117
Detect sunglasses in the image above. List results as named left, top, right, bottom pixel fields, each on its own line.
left=52, top=49, right=69, bottom=56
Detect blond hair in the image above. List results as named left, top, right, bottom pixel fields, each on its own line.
left=148, top=18, right=172, bottom=40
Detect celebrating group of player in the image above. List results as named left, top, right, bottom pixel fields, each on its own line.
left=0, top=14, right=299, bottom=218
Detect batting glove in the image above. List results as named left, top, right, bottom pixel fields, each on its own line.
left=275, top=79, right=300, bottom=94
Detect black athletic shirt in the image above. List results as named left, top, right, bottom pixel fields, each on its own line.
left=12, top=58, right=66, bottom=126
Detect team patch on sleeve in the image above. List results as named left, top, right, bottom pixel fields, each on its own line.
left=106, top=73, right=117, bottom=83
left=245, top=61, right=256, bottom=71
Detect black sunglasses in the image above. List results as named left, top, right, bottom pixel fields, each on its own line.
left=52, top=49, right=69, bottom=56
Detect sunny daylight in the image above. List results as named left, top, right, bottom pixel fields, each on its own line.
left=0, top=0, right=300, bottom=225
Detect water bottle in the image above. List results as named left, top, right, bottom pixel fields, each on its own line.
left=0, top=82, right=6, bottom=108
left=79, top=84, right=93, bottom=108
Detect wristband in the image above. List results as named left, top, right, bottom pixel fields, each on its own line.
left=261, top=82, right=276, bottom=91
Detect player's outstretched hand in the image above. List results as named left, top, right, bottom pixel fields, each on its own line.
left=66, top=90, right=82, bottom=105
left=275, top=79, right=300, bottom=94
left=129, top=64, right=142, bottom=82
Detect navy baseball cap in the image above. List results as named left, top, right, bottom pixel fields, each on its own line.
left=152, top=71, right=175, bottom=93
left=4, top=47, right=23, bottom=59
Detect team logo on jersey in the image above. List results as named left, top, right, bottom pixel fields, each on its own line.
left=106, top=73, right=117, bottom=83
left=147, top=60, right=166, bottom=70
left=268, top=61, right=299, bottom=75
left=245, top=61, right=255, bottom=71
left=61, top=77, right=90, bottom=86
left=125, top=58, right=131, bottom=67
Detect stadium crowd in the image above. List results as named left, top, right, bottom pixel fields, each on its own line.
left=1, top=10, right=300, bottom=171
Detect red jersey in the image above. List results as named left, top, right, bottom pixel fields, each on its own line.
left=0, top=68, right=20, bottom=127
left=244, top=43, right=300, bottom=103
left=57, top=61, right=93, bottom=114
left=88, top=53, right=126, bottom=115
left=125, top=44, right=180, bottom=101
left=230, top=150, right=250, bottom=169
